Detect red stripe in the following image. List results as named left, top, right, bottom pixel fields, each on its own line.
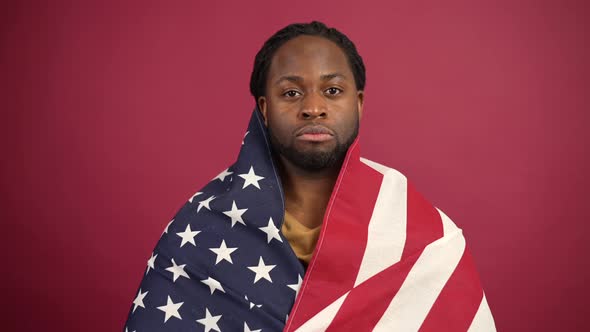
left=284, top=139, right=383, bottom=331
left=402, top=181, right=444, bottom=259
left=325, top=248, right=424, bottom=330
left=324, top=179, right=445, bottom=330
left=419, top=248, right=484, bottom=332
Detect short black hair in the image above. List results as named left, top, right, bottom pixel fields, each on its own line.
left=250, top=21, right=366, bottom=102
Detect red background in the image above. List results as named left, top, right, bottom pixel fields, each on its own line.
left=2, top=1, right=588, bottom=331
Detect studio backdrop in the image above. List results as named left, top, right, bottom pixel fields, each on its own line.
left=1, top=1, right=588, bottom=331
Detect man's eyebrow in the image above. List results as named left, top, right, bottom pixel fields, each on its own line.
left=320, top=73, right=347, bottom=81
left=274, top=73, right=347, bottom=85
left=274, top=75, right=303, bottom=85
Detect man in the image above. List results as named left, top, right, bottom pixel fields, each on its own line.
left=125, top=21, right=496, bottom=331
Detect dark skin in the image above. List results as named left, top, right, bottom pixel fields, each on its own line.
left=258, top=36, right=364, bottom=229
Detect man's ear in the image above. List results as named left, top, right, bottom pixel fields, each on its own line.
left=257, top=96, right=268, bottom=126
left=357, top=90, right=364, bottom=119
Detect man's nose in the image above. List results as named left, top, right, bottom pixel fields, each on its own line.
left=300, top=92, right=327, bottom=120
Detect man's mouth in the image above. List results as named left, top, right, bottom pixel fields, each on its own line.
left=295, top=125, right=334, bottom=142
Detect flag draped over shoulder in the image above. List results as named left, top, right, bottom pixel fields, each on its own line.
left=125, top=109, right=496, bottom=332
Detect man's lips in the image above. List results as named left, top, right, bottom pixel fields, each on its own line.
left=295, top=125, right=334, bottom=142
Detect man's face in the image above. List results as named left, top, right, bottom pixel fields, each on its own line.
left=258, top=35, right=364, bottom=171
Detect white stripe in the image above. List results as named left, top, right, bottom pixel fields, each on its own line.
left=373, top=229, right=466, bottom=331
left=360, top=157, right=390, bottom=174
left=355, top=159, right=408, bottom=286
left=436, top=207, right=459, bottom=236
left=294, top=291, right=350, bottom=332
left=467, top=294, right=497, bottom=332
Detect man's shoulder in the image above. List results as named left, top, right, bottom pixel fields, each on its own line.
left=359, top=157, right=405, bottom=178
left=359, top=156, right=460, bottom=231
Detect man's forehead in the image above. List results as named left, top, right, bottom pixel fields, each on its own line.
left=268, top=35, right=352, bottom=79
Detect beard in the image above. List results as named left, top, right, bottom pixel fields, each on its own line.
left=267, top=120, right=359, bottom=172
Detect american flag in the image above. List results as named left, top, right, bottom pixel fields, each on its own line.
left=124, top=109, right=496, bottom=331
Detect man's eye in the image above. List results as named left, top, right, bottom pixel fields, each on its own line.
left=283, top=90, right=301, bottom=98
left=325, top=87, right=342, bottom=96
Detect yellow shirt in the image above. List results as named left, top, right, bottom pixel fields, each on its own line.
left=281, top=210, right=322, bottom=267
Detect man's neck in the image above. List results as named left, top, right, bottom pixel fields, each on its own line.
left=277, top=156, right=341, bottom=229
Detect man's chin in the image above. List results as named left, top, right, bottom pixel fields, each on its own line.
left=293, top=140, right=337, bottom=154
left=282, top=147, right=342, bottom=171
left=268, top=130, right=350, bottom=171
